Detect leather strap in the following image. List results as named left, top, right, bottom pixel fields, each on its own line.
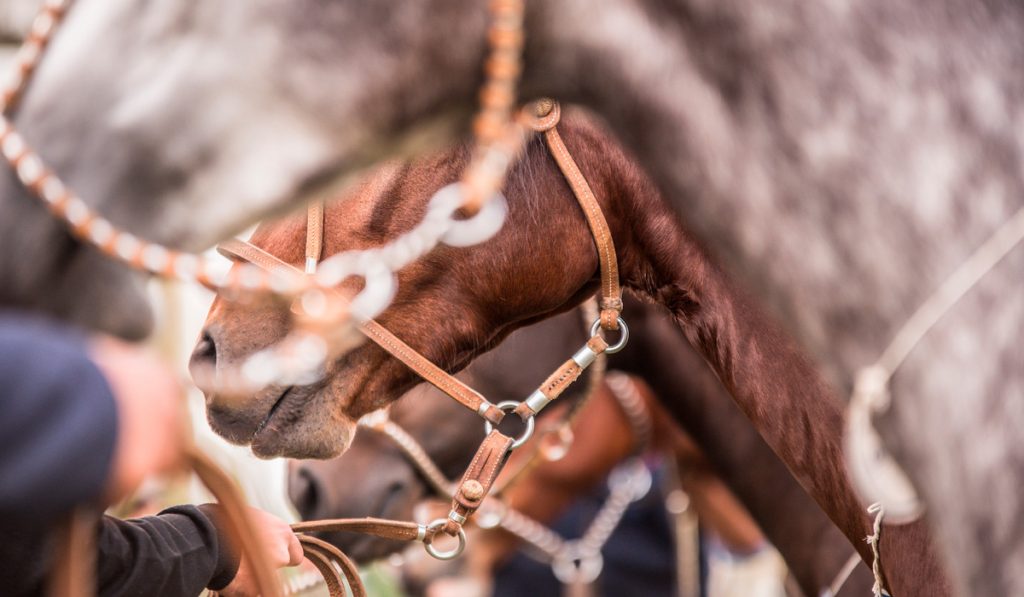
left=188, top=447, right=283, bottom=597
left=527, top=101, right=623, bottom=330
left=291, top=517, right=425, bottom=542
left=445, top=430, right=515, bottom=534
left=305, top=200, right=324, bottom=274
left=514, top=335, right=608, bottom=419
left=297, top=535, right=365, bottom=597
left=216, top=239, right=505, bottom=425
left=359, top=320, right=505, bottom=424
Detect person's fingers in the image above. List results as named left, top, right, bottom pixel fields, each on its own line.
left=286, top=531, right=304, bottom=566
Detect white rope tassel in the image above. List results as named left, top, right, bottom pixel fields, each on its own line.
left=866, top=502, right=886, bottom=597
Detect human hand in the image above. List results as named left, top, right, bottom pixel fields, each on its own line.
left=89, top=336, right=185, bottom=504
left=218, top=508, right=304, bottom=597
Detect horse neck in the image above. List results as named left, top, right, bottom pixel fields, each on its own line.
left=615, top=308, right=872, bottom=595
left=601, top=166, right=949, bottom=594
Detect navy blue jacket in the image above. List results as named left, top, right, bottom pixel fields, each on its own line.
left=0, top=313, right=238, bottom=596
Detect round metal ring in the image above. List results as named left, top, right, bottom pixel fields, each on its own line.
left=428, top=182, right=509, bottom=248
left=423, top=519, right=467, bottom=561
left=589, top=317, right=629, bottom=353
left=483, top=400, right=536, bottom=449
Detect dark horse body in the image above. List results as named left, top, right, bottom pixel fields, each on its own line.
left=2, top=2, right=1020, bottom=592
left=193, top=113, right=945, bottom=596
left=289, top=305, right=874, bottom=596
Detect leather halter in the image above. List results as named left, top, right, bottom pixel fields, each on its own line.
left=212, top=103, right=629, bottom=595
left=217, top=101, right=627, bottom=428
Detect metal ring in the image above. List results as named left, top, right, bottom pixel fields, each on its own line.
left=590, top=317, right=629, bottom=353
left=423, top=518, right=467, bottom=561
left=483, top=400, right=536, bottom=449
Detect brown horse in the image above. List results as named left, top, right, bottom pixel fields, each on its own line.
left=288, top=303, right=874, bottom=596
left=192, top=112, right=947, bottom=595
left=6, top=4, right=1021, bottom=591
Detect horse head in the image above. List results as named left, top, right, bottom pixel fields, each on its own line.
left=190, top=110, right=681, bottom=458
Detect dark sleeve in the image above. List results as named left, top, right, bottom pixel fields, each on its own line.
left=96, top=505, right=241, bottom=596
left=0, top=313, right=118, bottom=522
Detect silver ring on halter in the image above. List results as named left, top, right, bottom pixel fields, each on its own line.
left=429, top=182, right=509, bottom=247
left=423, top=518, right=468, bottom=560
left=483, top=400, right=536, bottom=449
left=590, top=317, right=629, bottom=353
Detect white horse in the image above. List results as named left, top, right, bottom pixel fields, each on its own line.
left=0, top=1, right=1021, bottom=594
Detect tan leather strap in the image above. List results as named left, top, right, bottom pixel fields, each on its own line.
left=187, top=447, right=283, bottom=597
left=444, top=430, right=515, bottom=534
left=296, top=535, right=365, bottom=597
left=217, top=238, right=298, bottom=277
left=513, top=335, right=609, bottom=419
left=527, top=101, right=623, bottom=330
left=359, top=320, right=504, bottom=424
left=297, top=537, right=347, bottom=597
left=305, top=200, right=324, bottom=274
left=216, top=239, right=505, bottom=425
left=291, top=517, right=425, bottom=542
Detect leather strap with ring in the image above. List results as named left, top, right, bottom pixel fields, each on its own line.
left=208, top=99, right=628, bottom=595
left=525, top=100, right=623, bottom=332
left=216, top=240, right=507, bottom=426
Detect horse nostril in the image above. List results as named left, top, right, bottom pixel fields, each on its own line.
left=290, top=466, right=324, bottom=519
left=375, top=480, right=407, bottom=518
left=191, top=330, right=217, bottom=365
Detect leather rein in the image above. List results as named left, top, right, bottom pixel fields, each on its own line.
left=216, top=102, right=630, bottom=596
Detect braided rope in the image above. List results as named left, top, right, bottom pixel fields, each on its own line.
left=0, top=0, right=528, bottom=399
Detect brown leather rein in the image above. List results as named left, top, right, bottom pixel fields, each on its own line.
left=215, top=103, right=629, bottom=596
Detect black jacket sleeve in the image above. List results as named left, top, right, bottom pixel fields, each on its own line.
left=97, top=505, right=241, bottom=596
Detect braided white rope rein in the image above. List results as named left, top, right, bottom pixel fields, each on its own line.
left=0, top=0, right=527, bottom=400
left=865, top=502, right=886, bottom=597
left=846, top=205, right=1024, bottom=522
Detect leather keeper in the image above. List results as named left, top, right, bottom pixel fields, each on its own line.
left=447, top=431, right=514, bottom=530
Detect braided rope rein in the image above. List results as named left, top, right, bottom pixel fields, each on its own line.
left=0, top=0, right=528, bottom=399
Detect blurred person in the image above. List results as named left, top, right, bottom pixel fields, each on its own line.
left=0, top=312, right=301, bottom=596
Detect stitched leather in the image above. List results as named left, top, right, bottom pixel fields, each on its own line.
left=297, top=535, right=365, bottom=597
left=291, top=517, right=424, bottom=542
left=445, top=431, right=515, bottom=534
left=216, top=240, right=506, bottom=426
left=305, top=200, right=324, bottom=268
left=541, top=115, right=623, bottom=331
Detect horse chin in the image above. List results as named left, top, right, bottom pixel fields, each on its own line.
left=251, top=414, right=355, bottom=460
left=205, top=382, right=356, bottom=459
